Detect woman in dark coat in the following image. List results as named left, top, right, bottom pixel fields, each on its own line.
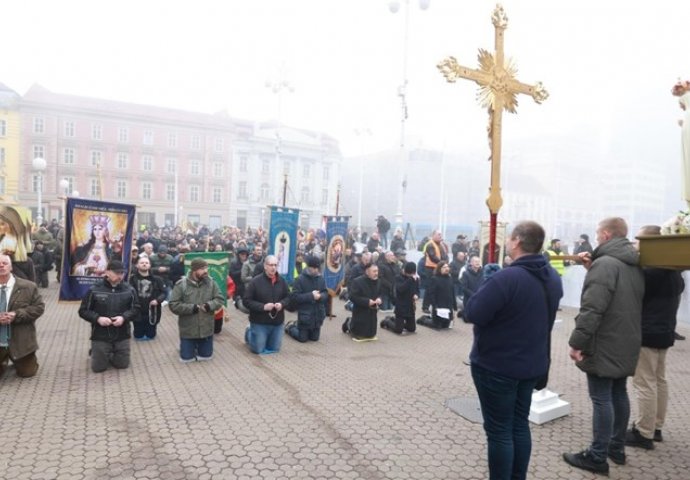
left=418, top=261, right=457, bottom=329
left=342, top=262, right=382, bottom=340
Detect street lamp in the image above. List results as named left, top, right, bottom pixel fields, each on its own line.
left=32, top=157, right=47, bottom=225
left=266, top=71, right=294, bottom=208
left=59, top=178, right=69, bottom=221
left=388, top=0, right=430, bottom=231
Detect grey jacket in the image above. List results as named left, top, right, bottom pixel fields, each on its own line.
left=569, top=237, right=644, bottom=378
left=169, top=274, right=224, bottom=339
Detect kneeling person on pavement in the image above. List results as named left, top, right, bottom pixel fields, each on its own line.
left=286, top=255, right=328, bottom=342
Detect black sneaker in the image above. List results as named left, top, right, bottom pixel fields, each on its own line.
left=654, top=429, right=663, bottom=442
left=284, top=321, right=295, bottom=334
left=563, top=450, right=609, bottom=475
left=607, top=449, right=626, bottom=465
left=674, top=331, right=685, bottom=340
left=625, top=427, right=654, bottom=450
left=422, top=307, right=430, bottom=314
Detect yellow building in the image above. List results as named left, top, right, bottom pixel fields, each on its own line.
left=0, top=83, right=21, bottom=204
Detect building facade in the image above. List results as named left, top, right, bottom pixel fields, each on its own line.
left=14, top=84, right=342, bottom=229
left=0, top=83, right=21, bottom=204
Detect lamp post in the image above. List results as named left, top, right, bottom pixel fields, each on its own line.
left=354, top=128, right=372, bottom=231
left=266, top=71, right=294, bottom=209
left=388, top=0, right=430, bottom=230
left=59, top=178, right=69, bottom=221
left=32, top=157, right=47, bottom=225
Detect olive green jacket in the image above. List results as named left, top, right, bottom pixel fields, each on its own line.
left=169, top=274, right=223, bottom=339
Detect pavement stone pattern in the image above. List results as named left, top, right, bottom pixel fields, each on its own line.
left=2, top=281, right=690, bottom=479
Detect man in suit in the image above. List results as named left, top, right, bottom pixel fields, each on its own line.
left=0, top=254, right=46, bottom=378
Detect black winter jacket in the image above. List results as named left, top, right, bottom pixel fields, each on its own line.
left=641, top=268, right=685, bottom=349
left=291, top=271, right=328, bottom=329
left=244, top=273, right=290, bottom=326
left=394, top=274, right=420, bottom=318
left=79, top=279, right=139, bottom=342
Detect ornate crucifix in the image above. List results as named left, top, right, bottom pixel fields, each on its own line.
left=437, top=4, right=548, bottom=263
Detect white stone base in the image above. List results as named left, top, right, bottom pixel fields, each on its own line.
left=529, top=388, right=571, bottom=425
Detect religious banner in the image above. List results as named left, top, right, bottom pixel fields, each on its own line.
left=60, top=198, right=136, bottom=301
left=0, top=204, right=36, bottom=281
left=183, top=251, right=230, bottom=302
left=324, top=216, right=349, bottom=294
left=268, top=206, right=299, bottom=284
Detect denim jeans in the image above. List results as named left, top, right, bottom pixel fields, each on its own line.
left=180, top=336, right=213, bottom=360
left=245, top=323, right=284, bottom=354
left=587, top=374, right=630, bottom=462
left=471, top=364, right=537, bottom=480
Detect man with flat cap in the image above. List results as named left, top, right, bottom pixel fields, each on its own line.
left=79, top=260, right=139, bottom=373
left=169, top=257, right=224, bottom=362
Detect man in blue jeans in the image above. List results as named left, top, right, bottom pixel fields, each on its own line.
left=243, top=255, right=290, bottom=354
left=465, top=221, right=562, bottom=480
left=169, top=258, right=224, bottom=363
left=563, top=217, right=644, bottom=475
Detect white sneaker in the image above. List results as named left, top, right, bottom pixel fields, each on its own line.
left=179, top=357, right=196, bottom=363
left=161, top=300, right=169, bottom=307
left=196, top=355, right=213, bottom=361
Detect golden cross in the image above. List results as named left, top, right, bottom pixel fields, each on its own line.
left=437, top=4, right=548, bottom=217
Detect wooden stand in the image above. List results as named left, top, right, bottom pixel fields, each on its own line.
left=637, top=234, right=690, bottom=269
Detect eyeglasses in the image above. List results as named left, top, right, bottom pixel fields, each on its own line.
left=266, top=263, right=278, bottom=267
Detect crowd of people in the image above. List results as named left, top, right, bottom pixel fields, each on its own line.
left=0, top=213, right=686, bottom=479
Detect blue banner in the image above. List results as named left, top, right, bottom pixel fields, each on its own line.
left=59, top=198, right=136, bottom=301
left=268, top=206, right=299, bottom=284
left=324, top=216, right=349, bottom=293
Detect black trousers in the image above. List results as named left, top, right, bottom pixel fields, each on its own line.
left=381, top=315, right=416, bottom=334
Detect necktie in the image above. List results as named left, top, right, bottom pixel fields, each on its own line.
left=0, top=286, right=8, bottom=347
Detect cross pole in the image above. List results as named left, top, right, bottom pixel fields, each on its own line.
left=437, top=4, right=548, bottom=263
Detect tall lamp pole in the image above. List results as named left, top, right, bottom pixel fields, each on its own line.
left=266, top=72, right=294, bottom=209
left=32, top=157, right=47, bottom=225
left=59, top=178, right=69, bottom=220
left=388, top=0, right=430, bottom=230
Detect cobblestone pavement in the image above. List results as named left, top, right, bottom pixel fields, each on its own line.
left=2, top=281, right=689, bottom=479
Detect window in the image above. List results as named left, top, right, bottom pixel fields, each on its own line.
left=32, top=174, right=43, bottom=193
left=0, top=177, right=5, bottom=195
left=239, top=156, right=248, bottom=172
left=262, top=159, right=270, bottom=174
left=212, top=187, right=222, bottom=203
left=321, top=188, right=328, bottom=206
left=117, top=152, right=128, bottom=169
left=323, top=165, right=330, bottom=180
left=214, top=138, right=224, bottom=152
left=143, top=129, right=154, bottom=145
left=213, top=162, right=223, bottom=177
left=90, top=179, right=101, bottom=197
left=190, top=135, right=201, bottom=150
left=64, top=121, right=75, bottom=137
left=166, top=184, right=176, bottom=201
left=115, top=180, right=126, bottom=198
left=190, top=160, right=200, bottom=176
left=0, top=119, right=6, bottom=136
left=238, top=181, right=247, bottom=199
left=142, top=155, right=153, bottom=171
left=91, top=150, right=103, bottom=167
left=167, top=133, right=177, bottom=148
left=33, top=145, right=45, bottom=160
left=303, top=163, right=310, bottom=178
left=0, top=147, right=5, bottom=167
left=142, top=182, right=152, bottom=200
left=166, top=158, right=177, bottom=174
left=65, top=177, right=75, bottom=193
left=63, top=148, right=75, bottom=165
left=189, top=185, right=200, bottom=202
left=301, top=186, right=310, bottom=203
left=33, top=117, right=45, bottom=134
left=118, top=127, right=129, bottom=143
left=260, top=183, right=270, bottom=200
left=92, top=124, right=102, bottom=140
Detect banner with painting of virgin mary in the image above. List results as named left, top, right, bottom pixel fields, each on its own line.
left=268, top=206, right=299, bottom=284
left=60, top=198, right=136, bottom=301
left=324, top=216, right=349, bottom=294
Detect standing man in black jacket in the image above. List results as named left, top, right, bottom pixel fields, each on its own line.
left=79, top=260, right=139, bottom=373
left=626, top=225, right=685, bottom=449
